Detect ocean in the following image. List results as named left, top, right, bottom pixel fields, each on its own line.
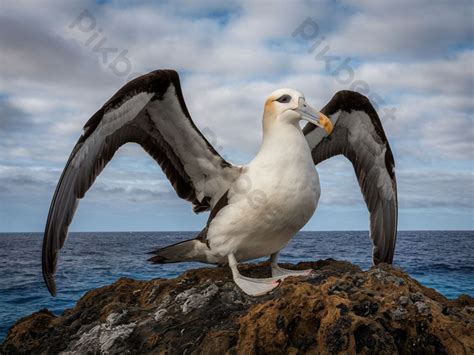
left=0, top=230, right=473, bottom=341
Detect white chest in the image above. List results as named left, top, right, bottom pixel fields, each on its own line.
left=242, top=124, right=320, bottom=230
left=249, top=149, right=319, bottom=222
left=207, top=123, right=321, bottom=261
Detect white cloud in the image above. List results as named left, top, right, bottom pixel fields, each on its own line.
left=0, top=0, right=472, bottom=231
left=331, top=0, right=473, bottom=59
left=421, top=114, right=474, bottom=160
left=355, top=51, right=474, bottom=96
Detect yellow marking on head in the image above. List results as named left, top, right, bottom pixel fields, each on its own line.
left=264, top=96, right=277, bottom=118
left=264, top=97, right=274, bottom=109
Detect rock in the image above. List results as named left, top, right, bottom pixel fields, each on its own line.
left=415, top=301, right=432, bottom=317
left=1, top=260, right=473, bottom=354
left=398, top=295, right=411, bottom=306
left=392, top=307, right=409, bottom=321
left=61, top=314, right=136, bottom=354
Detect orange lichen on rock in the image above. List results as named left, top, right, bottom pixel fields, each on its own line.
left=2, top=260, right=473, bottom=354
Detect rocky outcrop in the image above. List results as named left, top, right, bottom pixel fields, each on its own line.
left=1, top=260, right=473, bottom=354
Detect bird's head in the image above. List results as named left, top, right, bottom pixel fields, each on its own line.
left=263, top=88, right=333, bottom=135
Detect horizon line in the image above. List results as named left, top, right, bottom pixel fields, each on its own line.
left=1, top=229, right=473, bottom=234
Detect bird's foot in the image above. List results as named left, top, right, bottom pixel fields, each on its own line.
left=271, top=264, right=314, bottom=278
left=233, top=274, right=283, bottom=296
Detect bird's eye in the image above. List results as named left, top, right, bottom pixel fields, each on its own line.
left=276, top=95, right=291, bottom=103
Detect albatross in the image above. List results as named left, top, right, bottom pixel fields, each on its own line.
left=42, top=70, right=397, bottom=296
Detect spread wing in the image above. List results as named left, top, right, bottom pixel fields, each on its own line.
left=42, top=70, right=241, bottom=295
left=304, top=90, right=397, bottom=264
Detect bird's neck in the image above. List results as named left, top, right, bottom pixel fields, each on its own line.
left=259, top=119, right=307, bottom=157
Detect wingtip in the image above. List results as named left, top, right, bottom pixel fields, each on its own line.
left=43, top=272, right=57, bottom=297
left=373, top=252, right=394, bottom=265
left=49, top=288, right=57, bottom=297
left=147, top=255, right=168, bottom=264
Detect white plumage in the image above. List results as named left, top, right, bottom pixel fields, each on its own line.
left=207, top=108, right=321, bottom=263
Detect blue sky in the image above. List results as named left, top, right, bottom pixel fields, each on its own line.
left=0, top=0, right=473, bottom=232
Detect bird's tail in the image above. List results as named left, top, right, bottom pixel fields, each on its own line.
left=147, top=238, right=211, bottom=264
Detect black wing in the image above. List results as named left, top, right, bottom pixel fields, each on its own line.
left=304, top=90, right=397, bottom=264
left=42, top=70, right=241, bottom=295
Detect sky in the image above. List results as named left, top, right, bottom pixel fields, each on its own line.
left=0, top=0, right=473, bottom=232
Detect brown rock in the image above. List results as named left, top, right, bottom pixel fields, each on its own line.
left=1, top=260, right=472, bottom=354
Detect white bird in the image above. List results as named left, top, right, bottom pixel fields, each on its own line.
left=42, top=70, right=397, bottom=296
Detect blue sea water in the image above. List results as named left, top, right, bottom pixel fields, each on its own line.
left=0, top=230, right=473, bottom=341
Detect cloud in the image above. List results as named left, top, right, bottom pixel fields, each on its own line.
left=355, top=51, right=474, bottom=97
left=317, top=159, right=474, bottom=210
left=397, top=170, right=474, bottom=209
left=0, top=96, right=31, bottom=131
left=0, top=0, right=472, bottom=231
left=330, top=0, right=474, bottom=59
left=0, top=15, right=118, bottom=92
left=421, top=114, right=474, bottom=160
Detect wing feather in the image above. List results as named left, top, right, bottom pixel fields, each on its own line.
left=42, top=70, right=240, bottom=295
left=304, top=90, right=397, bottom=264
